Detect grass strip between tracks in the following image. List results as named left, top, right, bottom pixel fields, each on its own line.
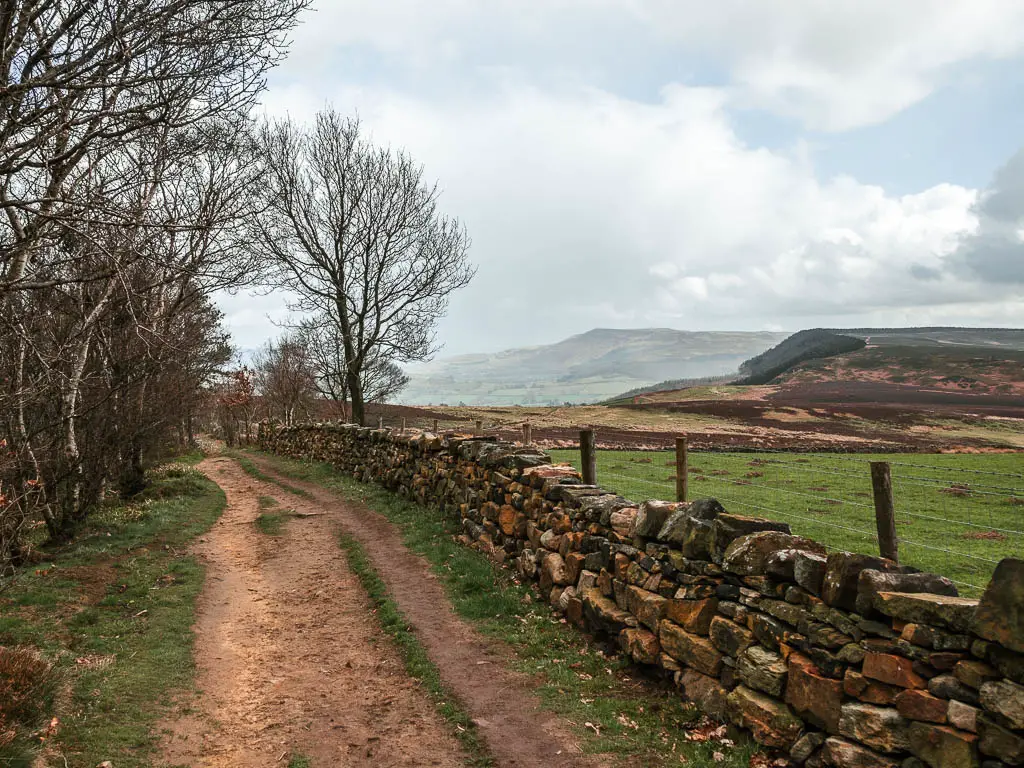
left=232, top=454, right=314, bottom=500
left=337, top=532, right=494, bottom=767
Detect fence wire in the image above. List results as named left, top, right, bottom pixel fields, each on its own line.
left=550, top=446, right=1023, bottom=596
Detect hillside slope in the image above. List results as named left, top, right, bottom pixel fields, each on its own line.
left=839, top=327, right=1024, bottom=349
left=401, top=328, right=789, bottom=405
left=779, top=344, right=1024, bottom=395
left=736, top=329, right=866, bottom=385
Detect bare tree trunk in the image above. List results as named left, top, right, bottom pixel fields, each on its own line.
left=14, top=329, right=56, bottom=535
left=347, top=368, right=366, bottom=426
left=55, top=327, right=94, bottom=536
left=120, top=382, right=148, bottom=497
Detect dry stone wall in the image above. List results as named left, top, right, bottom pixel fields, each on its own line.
left=259, top=423, right=1024, bottom=768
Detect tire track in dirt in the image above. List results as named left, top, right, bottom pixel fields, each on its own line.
left=158, top=455, right=466, bottom=767
left=241, top=453, right=611, bottom=768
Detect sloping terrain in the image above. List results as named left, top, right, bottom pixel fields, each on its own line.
left=839, top=327, right=1024, bottom=349
left=401, top=328, right=789, bottom=405
left=778, top=344, right=1024, bottom=396
left=736, top=329, right=866, bottom=385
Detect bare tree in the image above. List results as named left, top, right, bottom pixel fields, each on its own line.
left=297, top=315, right=410, bottom=417
left=214, top=367, right=257, bottom=447
left=0, top=0, right=309, bottom=557
left=249, top=109, right=474, bottom=425
left=254, top=334, right=317, bottom=427
left=0, top=0, right=309, bottom=295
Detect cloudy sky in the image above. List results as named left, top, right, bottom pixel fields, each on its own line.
left=222, top=0, right=1024, bottom=357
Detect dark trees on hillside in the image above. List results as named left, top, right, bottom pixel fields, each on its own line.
left=247, top=109, right=474, bottom=426
left=737, top=330, right=867, bottom=385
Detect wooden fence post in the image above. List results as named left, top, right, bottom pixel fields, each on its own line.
left=401, top=417, right=407, bottom=433
left=377, top=415, right=384, bottom=430
left=433, top=418, right=439, bottom=433
left=580, top=429, right=596, bottom=485
left=474, top=419, right=483, bottom=436
left=523, top=422, right=532, bottom=445
left=870, top=461, right=899, bottom=563
left=675, top=436, right=689, bottom=503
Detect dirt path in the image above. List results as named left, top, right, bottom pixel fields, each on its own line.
left=236, top=454, right=608, bottom=768
left=159, top=455, right=466, bottom=767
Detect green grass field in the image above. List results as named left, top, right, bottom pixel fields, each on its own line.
left=549, top=449, right=1023, bottom=596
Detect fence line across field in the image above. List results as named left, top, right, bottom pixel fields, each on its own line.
left=540, top=428, right=1023, bottom=596
left=600, top=471, right=884, bottom=544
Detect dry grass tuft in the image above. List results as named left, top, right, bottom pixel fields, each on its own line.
left=0, top=646, right=55, bottom=747
left=940, top=483, right=972, bottom=497
left=961, top=530, right=1006, bottom=541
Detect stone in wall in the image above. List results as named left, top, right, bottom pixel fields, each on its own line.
left=820, top=736, right=900, bottom=768
left=631, top=499, right=678, bottom=538
left=660, top=619, right=724, bottom=677
left=821, top=553, right=902, bottom=612
left=721, top=531, right=826, bottom=577
left=855, top=570, right=959, bottom=617
left=873, top=592, right=979, bottom=634
left=708, top=514, right=791, bottom=563
left=787, top=652, right=844, bottom=733
left=907, top=722, right=980, bottom=768
left=726, top=685, right=802, bottom=750
left=972, top=558, right=1024, bottom=654
left=838, top=702, right=911, bottom=753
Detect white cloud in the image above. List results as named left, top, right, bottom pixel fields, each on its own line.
left=284, top=0, right=1024, bottom=130
left=240, top=78, right=1016, bottom=356
left=947, top=149, right=1024, bottom=283
left=224, top=1, right=1024, bottom=355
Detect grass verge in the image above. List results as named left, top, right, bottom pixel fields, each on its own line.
left=338, top=533, right=492, bottom=767
left=0, top=460, right=225, bottom=767
left=230, top=453, right=314, bottom=500
left=244, top=449, right=760, bottom=767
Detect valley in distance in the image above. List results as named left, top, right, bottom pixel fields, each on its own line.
left=382, top=326, right=1024, bottom=453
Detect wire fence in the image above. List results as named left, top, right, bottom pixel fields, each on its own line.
left=367, top=415, right=1022, bottom=595
left=548, top=446, right=1024, bottom=597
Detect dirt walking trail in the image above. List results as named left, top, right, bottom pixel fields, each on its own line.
left=160, top=455, right=464, bottom=766
left=161, top=455, right=603, bottom=768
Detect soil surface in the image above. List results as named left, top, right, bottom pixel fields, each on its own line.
left=160, top=455, right=600, bottom=767
left=159, top=455, right=464, bottom=766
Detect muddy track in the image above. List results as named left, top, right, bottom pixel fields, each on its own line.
left=162, top=455, right=604, bottom=768
left=237, top=453, right=609, bottom=768
left=159, top=456, right=465, bottom=767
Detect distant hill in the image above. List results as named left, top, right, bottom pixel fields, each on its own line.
left=609, top=326, right=1024, bottom=401
left=400, top=328, right=790, bottom=406
left=839, top=327, right=1024, bottom=349
left=736, top=329, right=867, bottom=385
left=779, top=342, right=1024, bottom=395
left=737, top=326, right=1024, bottom=391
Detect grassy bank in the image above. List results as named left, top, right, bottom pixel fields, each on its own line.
left=0, top=460, right=225, bottom=767
left=243, top=450, right=759, bottom=767
left=550, top=448, right=1024, bottom=595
